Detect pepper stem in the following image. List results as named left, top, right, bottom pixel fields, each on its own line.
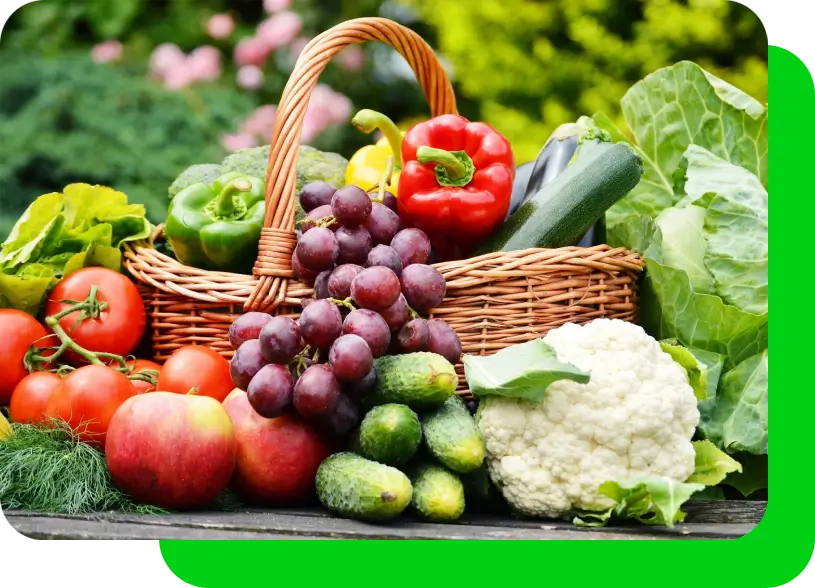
left=416, top=147, right=475, bottom=187
left=214, top=178, right=253, bottom=218
left=351, top=109, right=403, bottom=168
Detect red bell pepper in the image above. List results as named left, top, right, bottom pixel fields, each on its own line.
left=397, top=114, right=515, bottom=261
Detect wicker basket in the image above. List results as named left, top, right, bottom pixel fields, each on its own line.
left=124, top=17, right=643, bottom=391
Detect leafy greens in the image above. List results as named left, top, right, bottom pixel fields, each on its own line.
left=0, top=184, right=151, bottom=315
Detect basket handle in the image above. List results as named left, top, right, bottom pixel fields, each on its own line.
left=246, top=17, right=458, bottom=312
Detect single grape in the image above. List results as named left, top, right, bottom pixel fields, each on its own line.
left=247, top=364, right=294, bottom=419
left=400, top=264, right=447, bottom=310
left=350, top=266, right=401, bottom=311
left=343, top=368, right=377, bottom=402
left=301, top=204, right=338, bottom=233
left=397, top=318, right=430, bottom=353
left=228, top=312, right=272, bottom=350
left=300, top=181, right=336, bottom=212
left=327, top=264, right=363, bottom=300
left=293, top=364, right=341, bottom=418
left=329, top=334, right=373, bottom=382
left=342, top=309, right=390, bottom=357
left=258, top=316, right=301, bottom=364
left=427, top=318, right=462, bottom=364
left=317, top=392, right=359, bottom=437
left=378, top=294, right=410, bottom=332
left=298, top=299, right=343, bottom=349
left=331, top=186, right=372, bottom=226
left=390, top=228, right=431, bottom=267
left=296, top=227, right=339, bottom=272
left=382, top=192, right=398, bottom=213
left=292, top=251, right=318, bottom=283
left=336, top=226, right=372, bottom=265
left=466, top=399, right=478, bottom=415
left=365, top=244, right=403, bottom=276
left=363, top=202, right=400, bottom=246
left=314, top=270, right=332, bottom=299
left=230, top=339, right=269, bottom=390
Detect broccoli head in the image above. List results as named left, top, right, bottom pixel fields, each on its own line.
left=168, top=164, right=223, bottom=199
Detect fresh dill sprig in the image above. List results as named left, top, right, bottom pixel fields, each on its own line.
left=0, top=419, right=165, bottom=515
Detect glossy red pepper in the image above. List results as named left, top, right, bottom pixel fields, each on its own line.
left=397, top=114, right=515, bottom=261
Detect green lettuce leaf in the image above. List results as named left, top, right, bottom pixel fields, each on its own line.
left=699, top=350, right=768, bottom=455
left=604, top=61, right=768, bottom=226
left=462, top=339, right=590, bottom=402
left=654, top=206, right=715, bottom=294
left=575, top=477, right=704, bottom=529
left=687, top=440, right=742, bottom=485
left=0, top=184, right=150, bottom=316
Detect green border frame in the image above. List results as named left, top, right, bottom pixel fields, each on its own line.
left=160, top=46, right=812, bottom=588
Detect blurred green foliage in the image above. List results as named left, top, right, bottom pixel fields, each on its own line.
left=0, top=53, right=254, bottom=237
left=406, top=0, right=768, bottom=162
left=0, top=0, right=767, bottom=240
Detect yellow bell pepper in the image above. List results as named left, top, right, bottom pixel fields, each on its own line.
left=0, top=412, right=11, bottom=440
left=346, top=110, right=405, bottom=196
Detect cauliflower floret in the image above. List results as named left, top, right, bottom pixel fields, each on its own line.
left=477, top=319, right=699, bottom=518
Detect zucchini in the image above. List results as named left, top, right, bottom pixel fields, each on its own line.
left=478, top=140, right=642, bottom=253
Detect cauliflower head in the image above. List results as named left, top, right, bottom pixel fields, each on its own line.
left=476, top=319, right=699, bottom=518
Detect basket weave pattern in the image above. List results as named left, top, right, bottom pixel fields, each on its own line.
left=124, top=17, right=643, bottom=391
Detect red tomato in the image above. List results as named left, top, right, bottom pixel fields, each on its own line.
left=45, top=267, right=146, bottom=363
left=9, top=372, right=62, bottom=424
left=157, top=346, right=233, bottom=402
left=45, top=364, right=137, bottom=448
left=127, top=359, right=162, bottom=394
left=0, top=309, right=50, bottom=404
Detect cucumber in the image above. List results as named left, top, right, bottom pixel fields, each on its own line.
left=422, top=396, right=485, bottom=474
left=315, top=452, right=412, bottom=521
left=371, top=352, right=458, bottom=410
left=478, top=140, right=642, bottom=253
left=358, top=404, right=421, bottom=466
left=409, top=462, right=466, bottom=522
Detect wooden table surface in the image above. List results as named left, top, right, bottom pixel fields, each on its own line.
left=4, top=500, right=765, bottom=540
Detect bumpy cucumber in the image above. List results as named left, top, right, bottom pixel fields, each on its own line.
left=358, top=404, right=422, bottom=466
left=371, top=352, right=458, bottom=410
left=422, top=396, right=485, bottom=474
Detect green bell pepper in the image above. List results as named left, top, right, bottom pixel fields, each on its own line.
left=165, top=172, right=266, bottom=273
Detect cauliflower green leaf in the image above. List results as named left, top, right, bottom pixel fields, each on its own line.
left=463, top=338, right=590, bottom=402
left=687, top=440, right=742, bottom=485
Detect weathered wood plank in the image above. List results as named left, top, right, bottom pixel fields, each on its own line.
left=6, top=507, right=757, bottom=541
left=682, top=500, right=766, bottom=524
left=7, top=517, right=336, bottom=540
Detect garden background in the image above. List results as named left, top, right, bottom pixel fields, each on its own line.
left=0, top=0, right=768, bottom=239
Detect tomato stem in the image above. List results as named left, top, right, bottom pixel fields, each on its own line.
left=25, top=287, right=130, bottom=375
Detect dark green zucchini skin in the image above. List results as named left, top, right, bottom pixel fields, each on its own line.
left=478, top=141, right=642, bottom=253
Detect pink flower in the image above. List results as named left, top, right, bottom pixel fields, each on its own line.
left=222, top=133, right=260, bottom=152
left=234, top=36, right=271, bottom=68
left=237, top=65, right=265, bottom=90
left=164, top=65, right=194, bottom=90
left=301, top=109, right=331, bottom=144
left=263, top=0, right=292, bottom=14
left=290, top=36, right=312, bottom=60
left=91, top=41, right=123, bottom=64
left=188, top=45, right=222, bottom=82
left=207, top=13, right=235, bottom=40
left=149, top=43, right=186, bottom=79
left=308, top=85, right=352, bottom=125
left=338, top=46, right=365, bottom=72
left=241, top=105, right=278, bottom=139
left=256, top=11, right=302, bottom=52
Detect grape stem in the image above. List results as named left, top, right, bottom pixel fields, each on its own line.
left=23, top=286, right=156, bottom=385
left=328, top=297, right=357, bottom=311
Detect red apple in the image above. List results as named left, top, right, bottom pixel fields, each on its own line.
left=223, top=388, right=332, bottom=505
left=106, top=392, right=237, bottom=510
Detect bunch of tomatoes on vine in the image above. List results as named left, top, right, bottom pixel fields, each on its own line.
left=1, top=267, right=234, bottom=447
